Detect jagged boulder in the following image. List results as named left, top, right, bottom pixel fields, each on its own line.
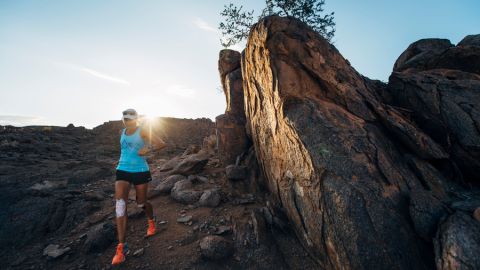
left=392, top=36, right=480, bottom=75
left=170, top=152, right=209, bottom=176
left=387, top=47, right=480, bottom=183
left=393, top=39, right=453, bottom=72
left=170, top=179, right=203, bottom=204
left=154, top=174, right=186, bottom=194
left=241, top=15, right=464, bottom=269
left=83, top=222, right=115, bottom=253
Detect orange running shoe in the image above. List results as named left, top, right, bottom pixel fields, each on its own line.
left=146, top=217, right=156, bottom=237
left=111, top=242, right=128, bottom=265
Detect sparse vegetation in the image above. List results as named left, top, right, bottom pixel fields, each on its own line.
left=219, top=0, right=335, bottom=47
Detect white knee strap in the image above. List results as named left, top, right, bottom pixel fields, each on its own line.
left=116, top=198, right=126, bottom=217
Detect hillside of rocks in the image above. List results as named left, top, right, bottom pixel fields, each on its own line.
left=1, top=117, right=316, bottom=270
left=215, top=15, right=479, bottom=270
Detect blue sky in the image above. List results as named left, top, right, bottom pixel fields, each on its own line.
left=1, top=0, right=479, bottom=128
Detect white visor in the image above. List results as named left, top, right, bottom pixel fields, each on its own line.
left=122, top=109, right=138, bottom=120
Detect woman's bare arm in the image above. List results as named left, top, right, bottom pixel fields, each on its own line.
left=139, top=124, right=167, bottom=155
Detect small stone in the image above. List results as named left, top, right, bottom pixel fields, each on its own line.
left=43, top=244, right=71, bottom=259
left=177, top=215, right=193, bottom=223
left=167, top=245, right=173, bottom=250
left=159, top=220, right=168, bottom=225
left=197, top=176, right=209, bottom=183
left=133, top=248, right=144, bottom=257
left=30, top=180, right=67, bottom=191
left=214, top=225, right=232, bottom=235
left=198, top=189, right=221, bottom=207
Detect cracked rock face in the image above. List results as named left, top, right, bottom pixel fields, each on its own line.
left=240, top=16, right=480, bottom=270
left=387, top=59, right=480, bottom=183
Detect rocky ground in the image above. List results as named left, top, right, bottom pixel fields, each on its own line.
left=1, top=119, right=316, bottom=270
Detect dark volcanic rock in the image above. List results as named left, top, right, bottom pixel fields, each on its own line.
left=154, top=174, right=187, bottom=194
left=434, top=212, right=480, bottom=270
left=83, top=222, right=115, bottom=253
left=457, top=34, right=480, bottom=47
left=393, top=36, right=480, bottom=75
left=170, top=179, right=203, bottom=204
left=197, top=189, right=221, bottom=207
left=393, top=38, right=454, bottom=72
left=199, top=235, right=234, bottom=260
left=388, top=58, right=480, bottom=183
left=409, top=189, right=448, bottom=240
left=170, top=152, right=209, bottom=176
left=225, top=165, right=247, bottom=180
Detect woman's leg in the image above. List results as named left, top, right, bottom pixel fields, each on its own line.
left=134, top=183, right=153, bottom=219
left=115, top=180, right=130, bottom=243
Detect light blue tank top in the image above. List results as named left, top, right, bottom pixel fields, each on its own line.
left=116, top=126, right=149, bottom=172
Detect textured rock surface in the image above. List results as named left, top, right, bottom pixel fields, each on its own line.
left=199, top=235, right=234, bottom=260
left=393, top=39, right=454, bottom=72
left=215, top=113, right=249, bottom=166
left=387, top=69, right=480, bottom=182
left=83, top=222, right=115, bottom=253
left=225, top=165, right=248, bottom=180
left=170, top=179, right=203, bottom=204
left=457, top=34, right=480, bottom=47
left=240, top=16, right=479, bottom=269
left=434, top=212, right=480, bottom=270
left=154, top=174, right=187, bottom=194
left=198, top=189, right=221, bottom=207
left=216, top=49, right=249, bottom=166
left=409, top=189, right=447, bottom=240
left=170, top=152, right=209, bottom=176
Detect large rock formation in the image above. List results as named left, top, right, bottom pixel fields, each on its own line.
left=239, top=16, right=479, bottom=269
left=216, top=50, right=249, bottom=165
left=387, top=37, right=480, bottom=183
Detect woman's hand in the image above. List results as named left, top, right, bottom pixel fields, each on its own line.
left=137, top=147, right=150, bottom=156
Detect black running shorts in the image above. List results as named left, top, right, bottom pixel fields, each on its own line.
left=115, top=170, right=152, bottom=185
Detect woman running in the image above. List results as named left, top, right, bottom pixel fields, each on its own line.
left=111, top=108, right=167, bottom=265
